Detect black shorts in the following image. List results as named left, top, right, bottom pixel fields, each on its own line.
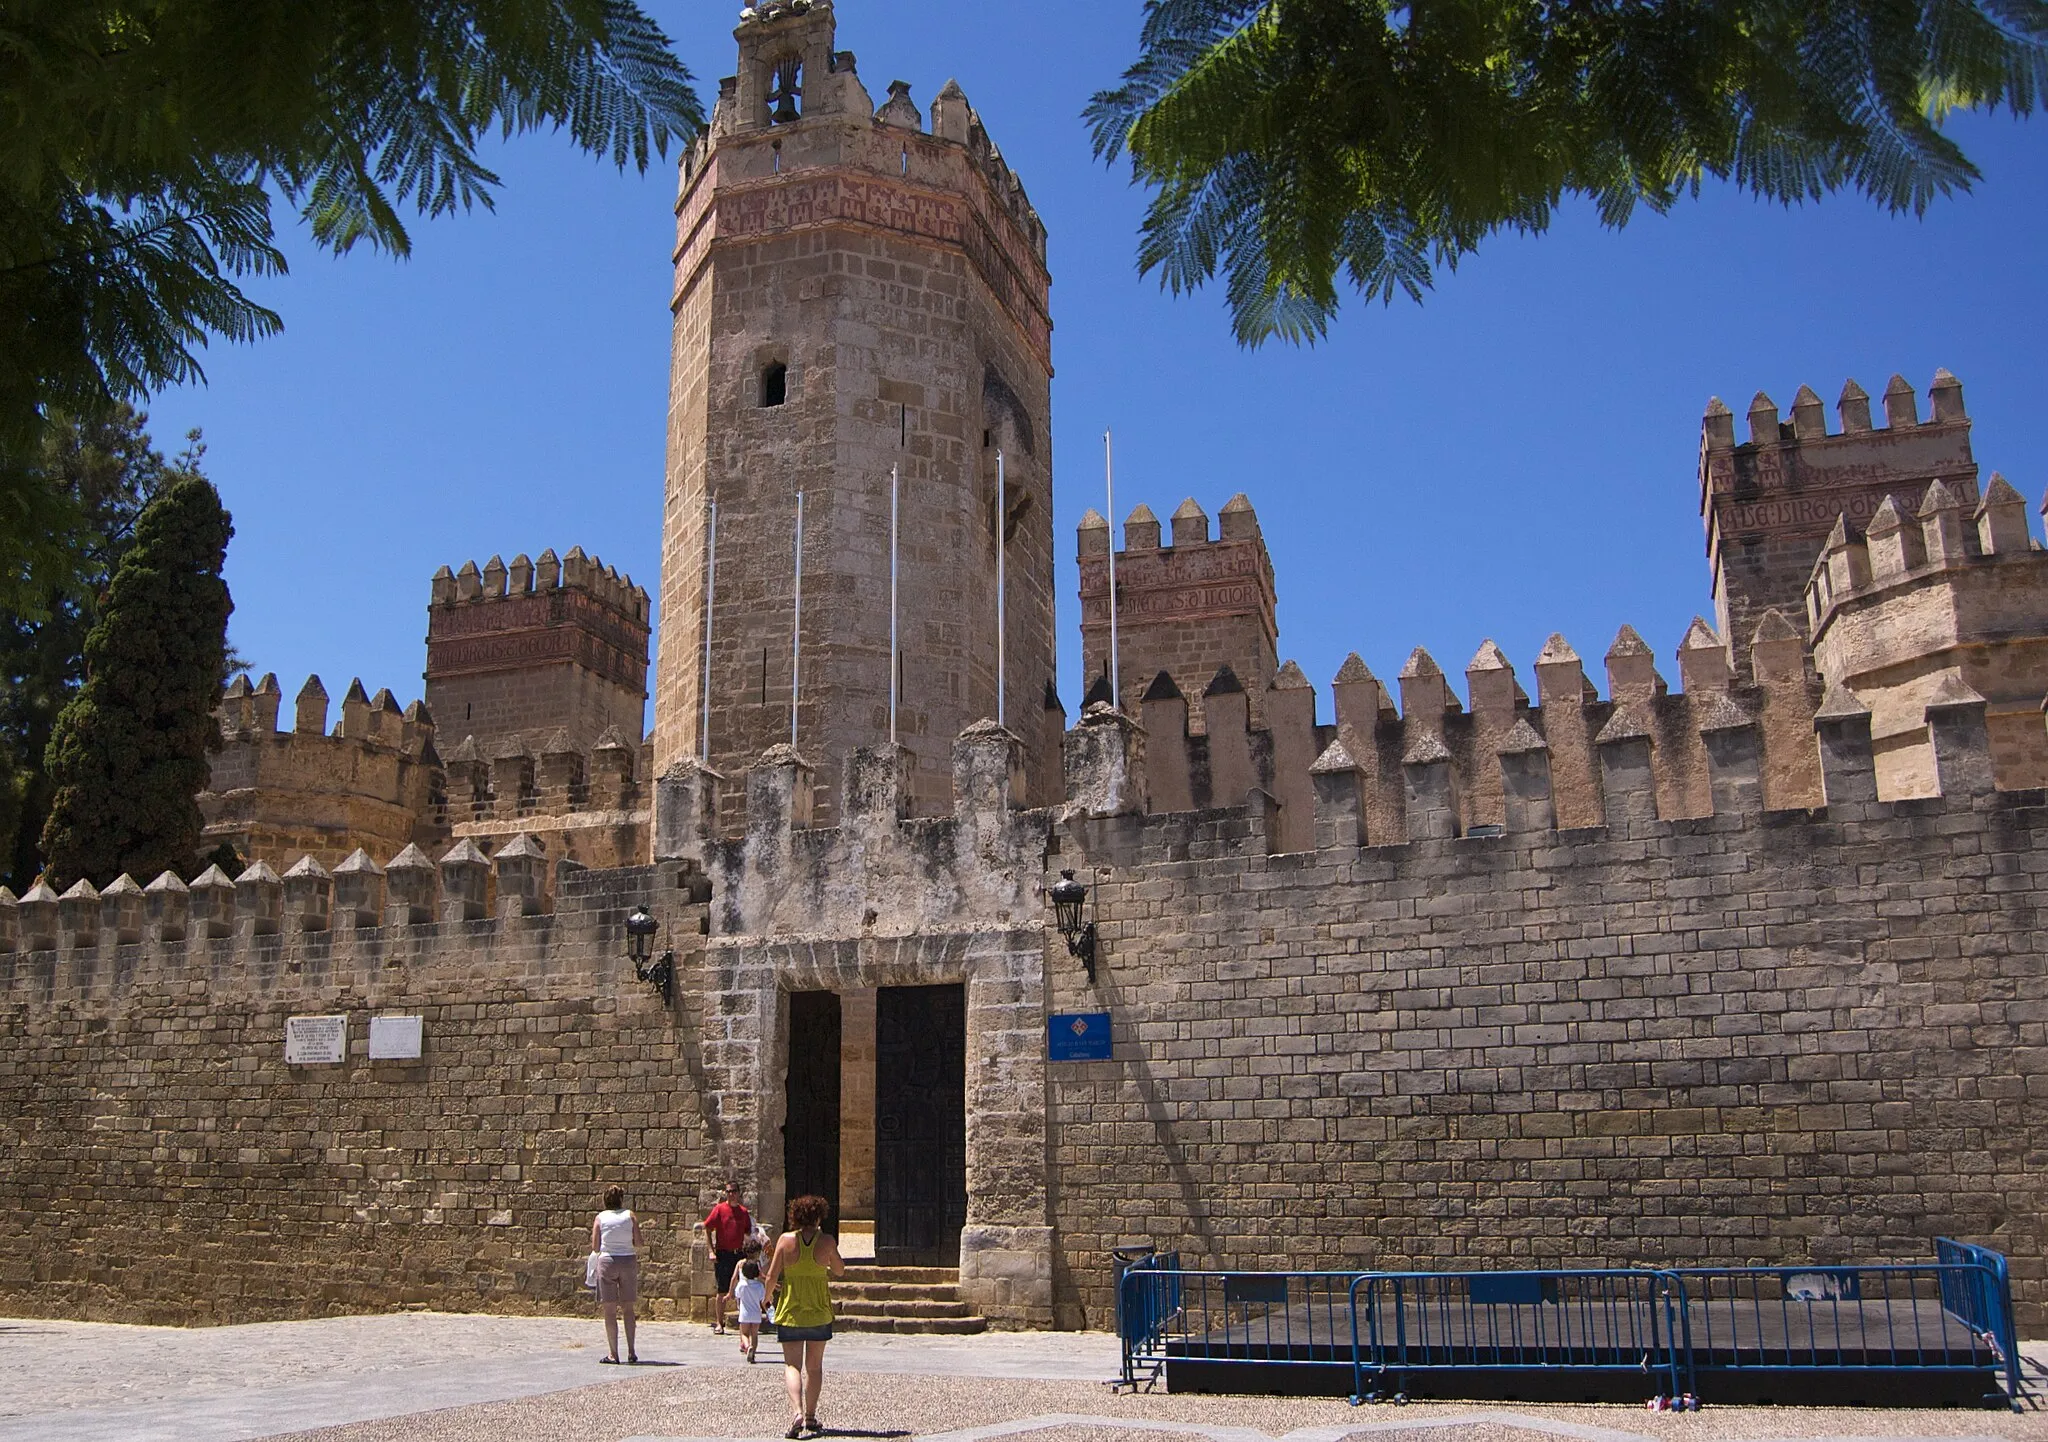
left=714, top=1249, right=742, bottom=1293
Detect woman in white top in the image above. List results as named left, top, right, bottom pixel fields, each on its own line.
left=590, top=1185, right=645, bottom=1364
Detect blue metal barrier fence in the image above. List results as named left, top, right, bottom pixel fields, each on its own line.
left=1349, top=1269, right=1685, bottom=1404
left=1115, top=1240, right=2025, bottom=1409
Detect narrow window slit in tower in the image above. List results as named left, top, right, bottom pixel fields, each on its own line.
left=763, top=363, right=788, bottom=407
left=901, top=147, right=909, bottom=176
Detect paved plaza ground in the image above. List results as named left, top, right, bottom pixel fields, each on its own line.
left=0, top=1314, right=2042, bottom=1442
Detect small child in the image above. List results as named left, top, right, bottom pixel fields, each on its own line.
left=733, top=1256, right=768, bottom=1361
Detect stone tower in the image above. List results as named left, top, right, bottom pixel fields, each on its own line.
left=1699, top=371, right=1976, bottom=679
left=1076, top=494, right=1278, bottom=728
left=423, top=548, right=651, bottom=755
left=651, top=0, right=1057, bottom=822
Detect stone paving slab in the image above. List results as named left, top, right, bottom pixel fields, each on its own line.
left=0, top=1316, right=2039, bottom=1442
left=0, top=1314, right=1119, bottom=1442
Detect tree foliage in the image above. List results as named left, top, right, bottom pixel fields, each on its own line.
left=0, top=0, right=702, bottom=608
left=1088, top=0, right=2048, bottom=344
left=40, top=471, right=232, bottom=888
left=0, top=404, right=192, bottom=889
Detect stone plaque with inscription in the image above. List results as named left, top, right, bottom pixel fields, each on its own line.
left=368, top=1015, right=424, bottom=1061
left=284, top=1014, right=348, bottom=1065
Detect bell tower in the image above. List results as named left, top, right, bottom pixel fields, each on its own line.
left=651, top=0, right=1058, bottom=821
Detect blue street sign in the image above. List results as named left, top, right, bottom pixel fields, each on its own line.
left=1047, top=1011, right=1112, bottom=1061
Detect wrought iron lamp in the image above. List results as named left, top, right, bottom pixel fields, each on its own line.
left=624, top=906, right=674, bottom=1005
left=1050, top=869, right=1098, bottom=984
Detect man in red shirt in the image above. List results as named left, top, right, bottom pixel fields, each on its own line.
left=702, top=1180, right=752, bottom=1334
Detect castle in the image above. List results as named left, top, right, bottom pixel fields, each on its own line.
left=3, top=0, right=2042, bottom=1334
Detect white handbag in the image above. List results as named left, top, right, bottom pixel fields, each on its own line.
left=585, top=1251, right=602, bottom=1289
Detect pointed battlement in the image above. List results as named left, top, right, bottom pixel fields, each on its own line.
left=425, top=546, right=650, bottom=760
left=439, top=725, right=651, bottom=870
left=1804, top=471, right=2048, bottom=795
left=1116, top=620, right=1842, bottom=842
left=1076, top=494, right=1278, bottom=728
left=1699, top=369, right=1978, bottom=682
left=0, top=842, right=712, bottom=1010
left=203, top=673, right=442, bottom=871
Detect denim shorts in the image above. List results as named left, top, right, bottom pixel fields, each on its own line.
left=775, top=1323, right=834, bottom=1342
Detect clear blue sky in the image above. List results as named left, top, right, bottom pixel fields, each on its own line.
left=144, top=1, right=2048, bottom=737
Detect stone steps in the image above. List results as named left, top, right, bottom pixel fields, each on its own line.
left=824, top=1264, right=986, bottom=1335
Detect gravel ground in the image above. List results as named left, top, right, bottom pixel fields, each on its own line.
left=257, top=1369, right=2048, bottom=1442
left=1, top=1315, right=2041, bottom=1442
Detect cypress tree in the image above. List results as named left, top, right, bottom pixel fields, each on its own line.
left=40, top=475, right=232, bottom=886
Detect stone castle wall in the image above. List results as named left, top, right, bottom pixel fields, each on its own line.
left=1808, top=474, right=2048, bottom=797
left=201, top=674, right=443, bottom=871
left=1078, top=495, right=1279, bottom=731
left=1044, top=709, right=2046, bottom=1328
left=441, top=728, right=652, bottom=871
left=0, top=859, right=713, bottom=1324
left=9, top=696, right=2041, bottom=1331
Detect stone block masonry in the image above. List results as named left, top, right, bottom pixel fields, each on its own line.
left=202, top=674, right=442, bottom=871
left=1701, top=372, right=1977, bottom=682
left=1077, top=495, right=1279, bottom=731
left=0, top=861, right=713, bottom=1325
left=1043, top=707, right=2048, bottom=1331
left=426, top=547, right=651, bottom=758
left=652, top=0, right=1059, bottom=826
left=1, top=706, right=2044, bottom=1333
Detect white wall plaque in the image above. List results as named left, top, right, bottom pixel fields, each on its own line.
left=284, top=1014, right=348, bottom=1065
left=369, top=1015, right=424, bottom=1060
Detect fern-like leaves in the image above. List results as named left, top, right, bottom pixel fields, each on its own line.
left=1093, top=0, right=2048, bottom=345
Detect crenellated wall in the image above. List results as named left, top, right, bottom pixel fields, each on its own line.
left=1112, top=612, right=1831, bottom=854
left=1077, top=494, right=1279, bottom=729
left=201, top=673, right=444, bottom=870
left=440, top=725, right=652, bottom=870
left=4, top=696, right=2046, bottom=1330
left=1040, top=703, right=2048, bottom=1329
left=1700, top=370, right=1978, bottom=681
left=1806, top=471, right=2048, bottom=796
left=0, top=850, right=711, bottom=1325
left=425, top=546, right=651, bottom=759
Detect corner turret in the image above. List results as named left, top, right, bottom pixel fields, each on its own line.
left=1699, top=368, right=1977, bottom=683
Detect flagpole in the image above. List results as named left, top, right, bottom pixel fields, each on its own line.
left=700, top=497, right=718, bottom=764
left=1104, top=429, right=1120, bottom=711
left=889, top=463, right=900, bottom=746
left=791, top=490, right=804, bottom=748
left=996, top=448, right=1006, bottom=730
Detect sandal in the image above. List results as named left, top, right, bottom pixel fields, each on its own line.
left=628, top=1354, right=640, bottom=1364
left=804, top=1418, right=822, bottom=1435
left=785, top=1423, right=804, bottom=1439
left=600, top=1355, right=620, bottom=1365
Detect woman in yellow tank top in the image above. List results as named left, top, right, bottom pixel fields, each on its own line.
left=762, top=1193, right=845, bottom=1438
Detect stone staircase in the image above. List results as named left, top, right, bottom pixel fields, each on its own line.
left=829, top=1264, right=987, bottom=1335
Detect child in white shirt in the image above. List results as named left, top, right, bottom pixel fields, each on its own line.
left=734, top=1257, right=768, bottom=1361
